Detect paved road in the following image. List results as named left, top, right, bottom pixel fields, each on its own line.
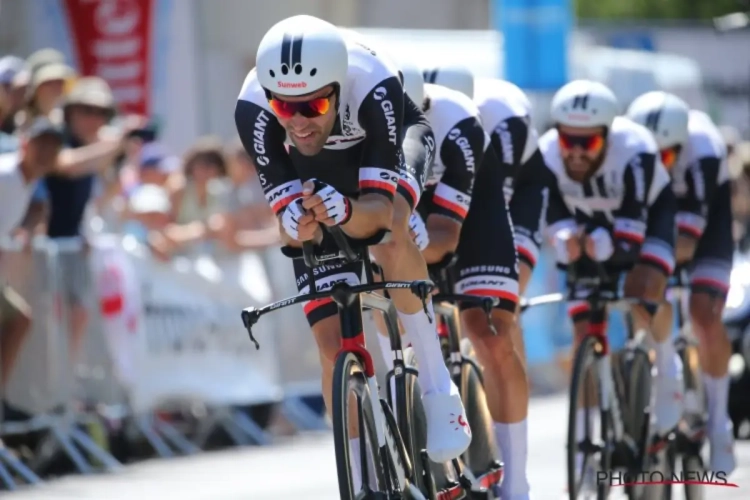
left=6, top=395, right=750, bottom=499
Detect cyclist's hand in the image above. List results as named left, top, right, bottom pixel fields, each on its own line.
left=301, top=179, right=352, bottom=226
left=552, top=226, right=581, bottom=264
left=583, top=227, right=614, bottom=262
left=408, top=212, right=429, bottom=251
left=281, top=199, right=317, bottom=241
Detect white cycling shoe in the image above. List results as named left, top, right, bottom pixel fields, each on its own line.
left=422, top=383, right=472, bottom=463
left=652, top=371, right=684, bottom=435
left=708, top=421, right=737, bottom=475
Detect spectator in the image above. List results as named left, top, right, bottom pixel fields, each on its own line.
left=0, top=55, right=26, bottom=136
left=122, top=184, right=173, bottom=249
left=152, top=137, right=232, bottom=257
left=732, top=141, right=750, bottom=246
left=44, top=76, right=141, bottom=364
left=16, top=51, right=74, bottom=132
left=0, top=74, right=18, bottom=153
left=0, top=117, right=63, bottom=420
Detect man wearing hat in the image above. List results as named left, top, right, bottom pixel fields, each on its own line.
left=0, top=116, right=64, bottom=420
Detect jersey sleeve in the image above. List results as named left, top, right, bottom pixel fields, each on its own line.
left=399, top=93, right=434, bottom=209
left=235, top=99, right=302, bottom=216
left=357, top=76, right=404, bottom=201
left=639, top=154, right=677, bottom=275
left=431, top=116, right=484, bottom=223
left=489, top=116, right=530, bottom=186
left=676, top=156, right=722, bottom=240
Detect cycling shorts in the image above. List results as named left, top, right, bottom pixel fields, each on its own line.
left=419, top=161, right=519, bottom=313
left=687, top=190, right=734, bottom=299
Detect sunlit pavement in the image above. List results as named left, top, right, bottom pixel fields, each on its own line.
left=6, top=395, right=750, bottom=499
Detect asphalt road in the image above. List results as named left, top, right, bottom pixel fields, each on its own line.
left=6, top=395, right=750, bottom=499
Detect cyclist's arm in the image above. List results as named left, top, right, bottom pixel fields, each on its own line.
left=489, top=115, right=534, bottom=192
left=235, top=99, right=304, bottom=246
left=675, top=156, right=722, bottom=263
left=423, top=116, right=483, bottom=263
left=639, top=156, right=677, bottom=276
left=346, top=76, right=405, bottom=239
left=400, top=93, right=435, bottom=209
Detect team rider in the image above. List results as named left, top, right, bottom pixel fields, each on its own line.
left=511, top=80, right=677, bottom=480
left=627, top=91, right=736, bottom=474
left=409, top=64, right=531, bottom=500
left=234, top=16, right=471, bottom=473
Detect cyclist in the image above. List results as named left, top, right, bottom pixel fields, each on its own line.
left=234, top=15, right=471, bottom=470
left=626, top=91, right=736, bottom=474
left=510, top=80, right=677, bottom=475
left=407, top=64, right=531, bottom=500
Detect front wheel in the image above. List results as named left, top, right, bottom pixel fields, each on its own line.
left=332, top=351, right=387, bottom=498
left=567, top=335, right=610, bottom=500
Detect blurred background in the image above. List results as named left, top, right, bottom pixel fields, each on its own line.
left=0, top=0, right=749, bottom=492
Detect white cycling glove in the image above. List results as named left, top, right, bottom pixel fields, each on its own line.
left=281, top=198, right=307, bottom=240
left=409, top=212, right=430, bottom=251
left=311, top=179, right=352, bottom=225
left=552, top=226, right=577, bottom=264
left=586, top=227, right=614, bottom=262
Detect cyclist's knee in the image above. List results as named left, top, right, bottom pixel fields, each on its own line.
left=369, top=198, right=412, bottom=265
left=311, top=316, right=343, bottom=366
left=624, top=263, right=667, bottom=302
left=689, top=292, right=726, bottom=340
left=463, top=308, right=515, bottom=356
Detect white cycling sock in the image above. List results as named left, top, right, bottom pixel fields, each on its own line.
left=349, top=438, right=362, bottom=492
left=494, top=420, right=530, bottom=499
left=703, top=373, right=730, bottom=432
left=654, top=339, right=682, bottom=379
left=398, top=301, right=452, bottom=396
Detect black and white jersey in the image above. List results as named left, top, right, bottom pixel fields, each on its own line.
left=420, top=83, right=488, bottom=222
left=235, top=33, right=411, bottom=216
left=474, top=78, right=538, bottom=201
left=515, top=116, right=676, bottom=274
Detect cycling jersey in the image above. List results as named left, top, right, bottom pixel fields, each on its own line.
left=416, top=83, right=520, bottom=312
left=473, top=77, right=548, bottom=269
left=673, top=110, right=734, bottom=296
left=514, top=116, right=677, bottom=278
left=235, top=32, right=432, bottom=327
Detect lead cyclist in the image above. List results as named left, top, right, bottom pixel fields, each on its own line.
left=627, top=92, right=736, bottom=474
left=234, top=16, right=472, bottom=485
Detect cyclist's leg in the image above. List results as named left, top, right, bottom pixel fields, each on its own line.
left=370, top=157, right=470, bottom=462
left=628, top=240, right=678, bottom=435
left=452, top=179, right=530, bottom=499
left=293, top=257, right=370, bottom=488
left=688, top=191, right=734, bottom=472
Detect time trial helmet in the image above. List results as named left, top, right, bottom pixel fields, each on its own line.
left=256, top=15, right=348, bottom=96
left=626, top=91, right=689, bottom=149
left=551, top=80, right=619, bottom=129
left=423, top=64, right=474, bottom=99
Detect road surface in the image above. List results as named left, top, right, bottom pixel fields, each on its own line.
left=6, top=395, right=749, bottom=499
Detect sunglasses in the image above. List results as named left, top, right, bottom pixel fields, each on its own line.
left=660, top=145, right=682, bottom=169
left=558, top=132, right=605, bottom=153
left=268, top=90, right=334, bottom=120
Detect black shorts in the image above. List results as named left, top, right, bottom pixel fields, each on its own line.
left=419, top=164, right=519, bottom=313
left=687, top=186, right=734, bottom=298
left=291, top=230, right=365, bottom=327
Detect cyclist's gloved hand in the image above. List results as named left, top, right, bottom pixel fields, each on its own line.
left=301, top=179, right=352, bottom=227
left=409, top=211, right=429, bottom=251
left=281, top=198, right=313, bottom=241
left=551, top=225, right=580, bottom=264
left=584, top=227, right=614, bottom=262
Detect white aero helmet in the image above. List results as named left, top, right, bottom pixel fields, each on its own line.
left=396, top=58, right=425, bottom=107
left=626, top=91, right=689, bottom=149
left=551, top=80, right=619, bottom=129
left=423, top=64, right=474, bottom=99
left=256, top=15, right=348, bottom=96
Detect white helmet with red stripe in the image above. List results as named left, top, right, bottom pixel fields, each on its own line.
left=551, top=80, right=619, bottom=128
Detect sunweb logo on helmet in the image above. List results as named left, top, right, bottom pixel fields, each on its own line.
left=274, top=32, right=312, bottom=89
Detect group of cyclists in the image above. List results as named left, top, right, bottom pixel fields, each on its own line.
left=235, top=14, right=736, bottom=499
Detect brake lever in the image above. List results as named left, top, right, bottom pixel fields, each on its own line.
left=240, top=307, right=261, bottom=350
left=410, top=280, right=436, bottom=323
left=481, top=297, right=499, bottom=335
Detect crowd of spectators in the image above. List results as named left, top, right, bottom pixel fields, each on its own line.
left=0, top=48, right=279, bottom=428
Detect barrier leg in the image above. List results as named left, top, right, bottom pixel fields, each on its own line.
left=152, top=419, right=200, bottom=455
left=133, top=415, right=175, bottom=458
left=0, top=446, right=42, bottom=484
left=49, top=426, right=93, bottom=474
left=0, top=461, right=17, bottom=490
left=69, top=427, right=122, bottom=471
left=282, top=396, right=329, bottom=431
left=229, top=408, right=273, bottom=445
